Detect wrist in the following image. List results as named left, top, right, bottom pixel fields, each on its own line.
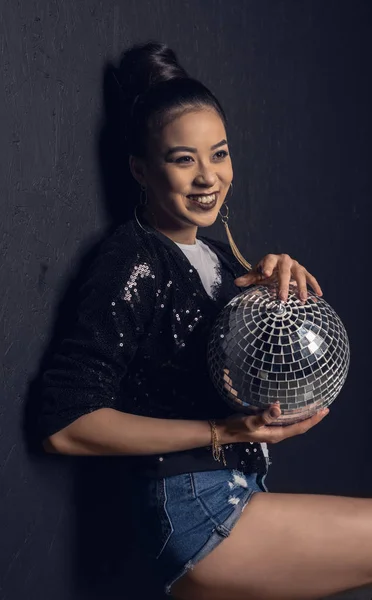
left=215, top=419, right=238, bottom=445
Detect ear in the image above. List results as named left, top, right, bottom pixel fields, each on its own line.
left=129, top=155, right=147, bottom=188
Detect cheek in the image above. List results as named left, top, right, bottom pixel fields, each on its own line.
left=147, top=169, right=176, bottom=196
left=220, top=160, right=233, bottom=183
left=160, top=167, right=190, bottom=194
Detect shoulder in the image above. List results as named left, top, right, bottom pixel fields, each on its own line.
left=80, top=220, right=158, bottom=303
left=198, top=235, right=237, bottom=265
left=199, top=236, right=232, bottom=256
left=198, top=235, right=251, bottom=278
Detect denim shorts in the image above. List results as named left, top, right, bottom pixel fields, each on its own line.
left=131, top=469, right=268, bottom=595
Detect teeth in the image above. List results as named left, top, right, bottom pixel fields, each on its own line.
left=189, top=193, right=216, bottom=204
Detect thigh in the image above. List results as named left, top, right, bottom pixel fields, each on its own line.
left=172, top=492, right=372, bottom=600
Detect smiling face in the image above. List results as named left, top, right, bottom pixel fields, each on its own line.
left=130, top=107, right=233, bottom=244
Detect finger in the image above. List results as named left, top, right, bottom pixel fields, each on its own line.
left=234, top=264, right=278, bottom=287
left=305, top=271, right=323, bottom=297
left=276, top=254, right=293, bottom=301
left=271, top=408, right=330, bottom=442
left=246, top=403, right=281, bottom=431
left=290, top=263, right=308, bottom=303
left=234, top=272, right=260, bottom=287
left=257, top=254, right=279, bottom=279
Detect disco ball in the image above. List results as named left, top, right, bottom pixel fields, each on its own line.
left=208, top=285, right=350, bottom=425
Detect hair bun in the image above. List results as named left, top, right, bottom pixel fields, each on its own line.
left=117, top=42, right=188, bottom=104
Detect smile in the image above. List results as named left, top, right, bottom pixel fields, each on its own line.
left=187, top=192, right=218, bottom=210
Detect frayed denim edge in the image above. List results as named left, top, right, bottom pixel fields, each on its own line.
left=165, top=485, right=263, bottom=596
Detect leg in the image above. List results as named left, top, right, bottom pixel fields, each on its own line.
left=171, top=492, right=372, bottom=600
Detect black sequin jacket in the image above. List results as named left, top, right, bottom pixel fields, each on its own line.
left=40, top=217, right=269, bottom=478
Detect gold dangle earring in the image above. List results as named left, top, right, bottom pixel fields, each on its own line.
left=219, top=182, right=252, bottom=272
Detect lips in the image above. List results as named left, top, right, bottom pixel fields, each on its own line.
left=187, top=192, right=219, bottom=210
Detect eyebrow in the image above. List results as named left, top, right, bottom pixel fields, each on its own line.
left=165, top=139, right=228, bottom=158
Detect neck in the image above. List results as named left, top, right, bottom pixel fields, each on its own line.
left=142, top=207, right=198, bottom=245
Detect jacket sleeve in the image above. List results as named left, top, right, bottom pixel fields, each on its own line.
left=39, top=250, right=155, bottom=440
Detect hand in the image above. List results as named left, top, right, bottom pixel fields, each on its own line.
left=220, top=368, right=329, bottom=444
left=218, top=404, right=329, bottom=445
left=234, top=253, right=322, bottom=302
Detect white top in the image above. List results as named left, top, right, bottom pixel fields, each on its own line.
left=176, top=238, right=222, bottom=298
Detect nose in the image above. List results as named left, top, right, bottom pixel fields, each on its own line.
left=193, top=164, right=218, bottom=188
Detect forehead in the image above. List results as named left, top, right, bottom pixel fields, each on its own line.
left=156, top=108, right=227, bottom=148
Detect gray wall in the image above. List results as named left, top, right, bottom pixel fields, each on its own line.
left=1, top=1, right=371, bottom=599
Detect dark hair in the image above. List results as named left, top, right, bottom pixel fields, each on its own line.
left=115, top=42, right=227, bottom=157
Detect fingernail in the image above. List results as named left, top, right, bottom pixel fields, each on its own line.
left=300, top=292, right=307, bottom=301
left=270, top=407, right=280, bottom=418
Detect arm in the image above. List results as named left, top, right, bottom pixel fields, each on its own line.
left=45, top=402, right=328, bottom=456
left=44, top=408, right=215, bottom=455
left=41, top=247, right=231, bottom=456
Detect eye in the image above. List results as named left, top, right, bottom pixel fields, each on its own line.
left=174, top=155, right=194, bottom=164
left=213, top=150, right=229, bottom=160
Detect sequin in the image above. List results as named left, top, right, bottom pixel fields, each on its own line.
left=122, top=262, right=153, bottom=302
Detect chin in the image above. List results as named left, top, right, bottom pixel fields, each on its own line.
left=194, top=213, right=219, bottom=228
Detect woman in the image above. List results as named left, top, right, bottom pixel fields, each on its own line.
left=40, top=43, right=372, bottom=599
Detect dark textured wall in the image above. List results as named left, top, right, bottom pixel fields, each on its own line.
left=1, top=2, right=371, bottom=599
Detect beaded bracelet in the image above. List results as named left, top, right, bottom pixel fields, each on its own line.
left=208, top=420, right=227, bottom=466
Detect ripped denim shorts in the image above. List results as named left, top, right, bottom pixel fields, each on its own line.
left=131, top=469, right=268, bottom=595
